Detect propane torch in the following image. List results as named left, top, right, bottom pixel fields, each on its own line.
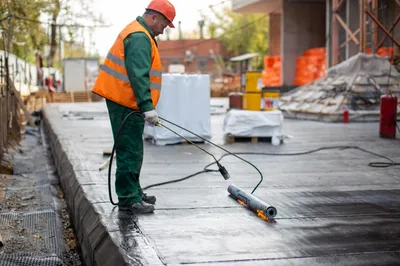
left=228, top=184, right=277, bottom=220
left=155, top=121, right=278, bottom=221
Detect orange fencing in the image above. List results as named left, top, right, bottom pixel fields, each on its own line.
left=294, top=47, right=326, bottom=86
left=365, top=47, right=395, bottom=57
left=262, top=56, right=282, bottom=86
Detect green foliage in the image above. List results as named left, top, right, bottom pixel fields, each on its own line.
left=0, top=0, right=48, bottom=64
left=1, top=0, right=105, bottom=69
left=206, top=7, right=269, bottom=70
left=43, top=0, right=105, bottom=67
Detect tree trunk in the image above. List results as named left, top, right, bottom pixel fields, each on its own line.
left=47, top=0, right=60, bottom=67
left=48, top=14, right=58, bottom=67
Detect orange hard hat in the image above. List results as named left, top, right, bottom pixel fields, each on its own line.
left=146, top=0, right=176, bottom=28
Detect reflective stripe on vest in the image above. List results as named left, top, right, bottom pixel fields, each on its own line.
left=102, top=52, right=162, bottom=90
left=92, top=19, right=163, bottom=110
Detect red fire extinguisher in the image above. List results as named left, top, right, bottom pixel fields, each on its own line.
left=380, top=92, right=398, bottom=139
left=343, top=108, right=349, bottom=123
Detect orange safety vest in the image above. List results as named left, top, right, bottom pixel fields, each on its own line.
left=92, top=20, right=162, bottom=110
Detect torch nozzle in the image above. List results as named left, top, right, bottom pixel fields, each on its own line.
left=217, top=162, right=231, bottom=180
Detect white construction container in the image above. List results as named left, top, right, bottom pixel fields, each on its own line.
left=63, top=58, right=99, bottom=92
left=144, top=73, right=211, bottom=145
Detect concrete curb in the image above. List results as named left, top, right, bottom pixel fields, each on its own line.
left=41, top=105, right=163, bottom=266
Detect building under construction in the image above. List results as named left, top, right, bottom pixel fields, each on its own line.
left=233, top=0, right=399, bottom=84
left=232, top=0, right=400, bottom=122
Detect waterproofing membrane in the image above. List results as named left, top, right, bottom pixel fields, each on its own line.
left=41, top=106, right=163, bottom=266
left=39, top=103, right=400, bottom=265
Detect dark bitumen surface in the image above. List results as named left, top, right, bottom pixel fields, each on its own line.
left=42, top=102, right=400, bottom=265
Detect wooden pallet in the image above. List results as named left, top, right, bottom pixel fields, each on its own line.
left=51, top=91, right=93, bottom=103
left=144, top=136, right=205, bottom=146
left=179, top=140, right=205, bottom=145
left=226, top=135, right=272, bottom=144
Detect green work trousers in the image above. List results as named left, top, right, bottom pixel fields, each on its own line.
left=106, top=99, right=144, bottom=206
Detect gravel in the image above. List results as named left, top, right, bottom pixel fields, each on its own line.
left=0, top=126, right=83, bottom=265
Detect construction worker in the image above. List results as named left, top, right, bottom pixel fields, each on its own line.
left=92, top=0, right=176, bottom=213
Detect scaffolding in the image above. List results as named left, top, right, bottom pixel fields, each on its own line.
left=329, top=0, right=399, bottom=66
left=279, top=0, right=400, bottom=122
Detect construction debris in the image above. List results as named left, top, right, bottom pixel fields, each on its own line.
left=279, top=53, right=400, bottom=122
left=99, top=157, right=112, bottom=171
left=8, top=77, right=36, bottom=127
left=103, top=150, right=112, bottom=156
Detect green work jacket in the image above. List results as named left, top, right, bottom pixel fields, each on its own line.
left=123, top=16, right=159, bottom=112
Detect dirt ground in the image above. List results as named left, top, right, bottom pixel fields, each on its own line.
left=0, top=125, right=82, bottom=265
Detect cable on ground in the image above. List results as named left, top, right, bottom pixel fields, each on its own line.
left=142, top=145, right=400, bottom=192
left=107, top=110, right=400, bottom=206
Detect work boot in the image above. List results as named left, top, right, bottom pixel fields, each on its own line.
left=142, top=193, right=156, bottom=204
left=119, top=201, right=155, bottom=214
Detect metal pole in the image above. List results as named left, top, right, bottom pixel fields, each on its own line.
left=359, top=0, right=366, bottom=53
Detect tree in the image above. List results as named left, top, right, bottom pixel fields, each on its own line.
left=208, top=23, right=217, bottom=39
left=206, top=7, right=269, bottom=69
left=158, top=25, right=201, bottom=41
left=43, top=0, right=106, bottom=67
left=0, top=0, right=48, bottom=64
left=62, top=40, right=100, bottom=59
left=0, top=0, right=107, bottom=69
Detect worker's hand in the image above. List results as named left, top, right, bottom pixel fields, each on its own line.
left=143, top=110, right=160, bottom=125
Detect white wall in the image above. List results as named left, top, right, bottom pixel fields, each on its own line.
left=0, top=50, right=61, bottom=96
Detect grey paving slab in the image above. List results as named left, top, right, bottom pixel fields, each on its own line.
left=42, top=101, right=400, bottom=266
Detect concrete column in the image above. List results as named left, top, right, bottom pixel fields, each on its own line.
left=346, top=0, right=360, bottom=59
left=281, top=0, right=326, bottom=86
left=395, top=3, right=400, bottom=48
left=338, top=0, right=347, bottom=61
left=326, top=0, right=332, bottom=68
left=269, top=13, right=281, bottom=56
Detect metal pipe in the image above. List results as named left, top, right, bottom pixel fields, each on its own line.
left=228, top=184, right=277, bottom=220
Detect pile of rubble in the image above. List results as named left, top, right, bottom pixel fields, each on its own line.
left=279, top=53, right=400, bottom=122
